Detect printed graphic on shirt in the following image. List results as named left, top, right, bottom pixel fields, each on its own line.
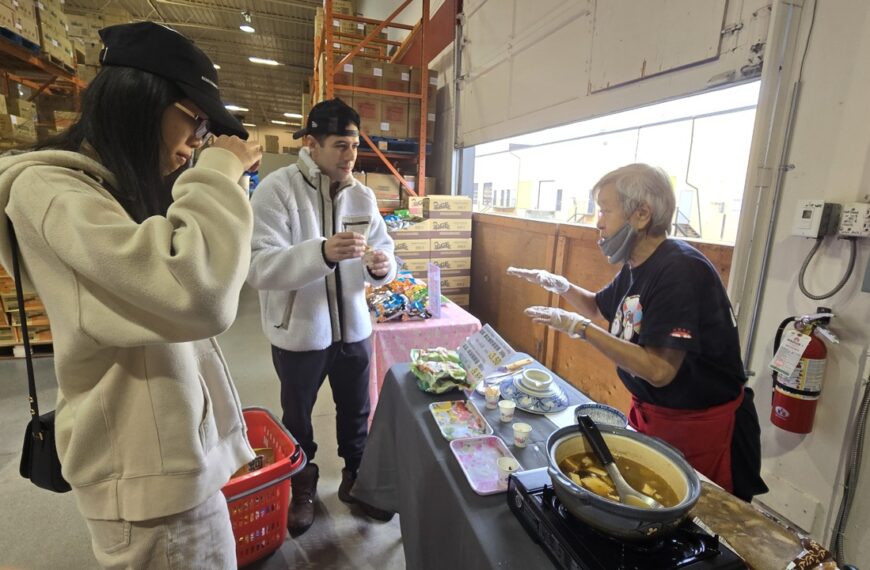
left=611, top=295, right=642, bottom=341
left=670, top=327, right=693, bottom=339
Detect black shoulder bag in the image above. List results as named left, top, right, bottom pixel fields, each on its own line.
left=8, top=223, right=71, bottom=493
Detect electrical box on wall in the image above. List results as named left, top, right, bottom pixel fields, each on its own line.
left=838, top=202, right=870, bottom=237
left=792, top=200, right=841, bottom=238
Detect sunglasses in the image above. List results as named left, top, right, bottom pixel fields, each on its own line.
left=173, top=102, right=210, bottom=140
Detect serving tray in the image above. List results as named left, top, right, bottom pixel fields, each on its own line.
left=429, top=400, right=493, bottom=441
left=449, top=435, right=521, bottom=495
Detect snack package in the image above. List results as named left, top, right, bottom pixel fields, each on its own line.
left=367, top=273, right=431, bottom=322
left=410, top=347, right=472, bottom=394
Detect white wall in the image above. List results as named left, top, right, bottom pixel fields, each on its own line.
left=460, top=0, right=870, bottom=564
left=459, top=0, right=769, bottom=147
left=733, top=2, right=870, bottom=563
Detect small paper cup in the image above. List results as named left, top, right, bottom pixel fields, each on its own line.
left=498, top=399, right=516, bottom=422
left=512, top=422, right=532, bottom=448
left=484, top=385, right=500, bottom=409
left=497, top=456, right=520, bottom=485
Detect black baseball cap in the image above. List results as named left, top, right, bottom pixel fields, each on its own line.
left=99, top=22, right=248, bottom=140
left=293, top=98, right=360, bottom=140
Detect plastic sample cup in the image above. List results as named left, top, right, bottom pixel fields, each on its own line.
left=512, top=422, right=532, bottom=447
left=484, top=385, right=500, bottom=409
left=497, top=456, right=521, bottom=485
left=498, top=399, right=516, bottom=422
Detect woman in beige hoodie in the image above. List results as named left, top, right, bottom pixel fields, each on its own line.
left=0, top=23, right=262, bottom=569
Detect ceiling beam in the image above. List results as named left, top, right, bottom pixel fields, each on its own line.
left=154, top=0, right=311, bottom=26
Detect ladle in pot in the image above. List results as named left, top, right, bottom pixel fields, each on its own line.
left=576, top=414, right=662, bottom=510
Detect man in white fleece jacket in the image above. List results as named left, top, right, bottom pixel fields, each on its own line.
left=248, top=99, right=397, bottom=535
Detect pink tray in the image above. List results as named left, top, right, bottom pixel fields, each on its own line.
left=449, top=435, right=521, bottom=495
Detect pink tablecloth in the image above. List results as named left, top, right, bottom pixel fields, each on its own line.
left=369, top=303, right=482, bottom=418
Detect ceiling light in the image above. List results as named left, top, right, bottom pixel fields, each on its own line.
left=283, top=112, right=303, bottom=119
left=249, top=57, right=281, bottom=66
left=240, top=11, right=255, bottom=33
left=242, top=122, right=257, bottom=127
left=225, top=104, right=249, bottom=112
left=213, top=64, right=221, bottom=70
left=271, top=120, right=299, bottom=125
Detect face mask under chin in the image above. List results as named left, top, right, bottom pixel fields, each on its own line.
left=598, top=222, right=638, bottom=265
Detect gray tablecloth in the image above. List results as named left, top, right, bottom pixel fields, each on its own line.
left=352, top=360, right=591, bottom=569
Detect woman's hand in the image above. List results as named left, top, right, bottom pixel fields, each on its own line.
left=507, top=267, right=570, bottom=294
left=211, top=135, right=263, bottom=172
left=524, top=306, right=590, bottom=338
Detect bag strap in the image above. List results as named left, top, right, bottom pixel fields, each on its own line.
left=7, top=223, right=41, bottom=437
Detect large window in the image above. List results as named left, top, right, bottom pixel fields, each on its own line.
left=470, top=82, right=760, bottom=244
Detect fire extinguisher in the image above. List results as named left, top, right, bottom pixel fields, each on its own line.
left=770, top=307, right=838, bottom=434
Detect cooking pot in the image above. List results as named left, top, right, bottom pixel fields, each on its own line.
left=546, top=424, right=701, bottom=541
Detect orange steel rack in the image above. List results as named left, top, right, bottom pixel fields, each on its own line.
left=0, top=36, right=85, bottom=102
left=312, top=0, right=431, bottom=198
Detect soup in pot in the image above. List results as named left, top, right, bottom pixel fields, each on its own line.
left=558, top=452, right=680, bottom=508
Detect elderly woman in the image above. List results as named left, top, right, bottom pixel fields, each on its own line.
left=510, top=163, right=767, bottom=502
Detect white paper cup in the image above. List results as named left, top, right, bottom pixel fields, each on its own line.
left=484, top=385, right=500, bottom=409
left=512, top=422, right=532, bottom=448
left=497, top=456, right=520, bottom=485
left=498, top=399, right=516, bottom=422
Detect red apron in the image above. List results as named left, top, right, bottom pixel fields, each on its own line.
left=628, top=390, right=744, bottom=493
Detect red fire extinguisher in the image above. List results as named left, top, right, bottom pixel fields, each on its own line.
left=770, top=308, right=837, bottom=434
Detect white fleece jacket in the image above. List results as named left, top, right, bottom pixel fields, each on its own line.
left=247, top=148, right=396, bottom=351
left=0, top=147, right=255, bottom=522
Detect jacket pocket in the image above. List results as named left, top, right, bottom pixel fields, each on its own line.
left=197, top=374, right=219, bottom=454
left=280, top=291, right=296, bottom=330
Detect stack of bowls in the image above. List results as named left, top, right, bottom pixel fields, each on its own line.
left=500, top=368, right=568, bottom=414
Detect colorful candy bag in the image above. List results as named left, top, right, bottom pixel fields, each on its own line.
left=410, top=347, right=472, bottom=394
left=366, top=273, right=431, bottom=322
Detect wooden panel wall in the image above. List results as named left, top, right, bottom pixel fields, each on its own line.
left=469, top=215, right=558, bottom=359
left=470, top=214, right=734, bottom=414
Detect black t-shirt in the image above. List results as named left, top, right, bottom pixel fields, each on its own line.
left=595, top=239, right=746, bottom=409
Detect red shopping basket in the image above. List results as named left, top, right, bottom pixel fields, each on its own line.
left=222, top=407, right=306, bottom=567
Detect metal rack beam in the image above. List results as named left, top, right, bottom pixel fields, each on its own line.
left=315, top=0, right=431, bottom=198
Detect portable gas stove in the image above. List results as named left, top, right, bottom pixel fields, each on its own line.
left=507, top=468, right=746, bottom=570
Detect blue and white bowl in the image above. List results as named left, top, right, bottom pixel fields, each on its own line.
left=499, top=374, right=569, bottom=414
left=574, top=402, right=628, bottom=428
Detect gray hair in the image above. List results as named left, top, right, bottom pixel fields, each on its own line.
left=593, top=163, right=676, bottom=236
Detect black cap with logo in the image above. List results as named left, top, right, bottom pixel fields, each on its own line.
left=99, top=22, right=248, bottom=140
left=293, top=98, right=360, bottom=140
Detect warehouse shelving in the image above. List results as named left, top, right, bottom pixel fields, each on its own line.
left=0, top=32, right=85, bottom=101
left=312, top=0, right=432, bottom=198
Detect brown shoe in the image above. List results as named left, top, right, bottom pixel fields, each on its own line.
left=287, top=463, right=319, bottom=536
left=338, top=468, right=395, bottom=522
left=338, top=468, right=356, bottom=504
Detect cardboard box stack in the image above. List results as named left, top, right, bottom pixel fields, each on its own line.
left=359, top=172, right=401, bottom=210
left=65, top=7, right=129, bottom=83
left=36, top=0, right=75, bottom=68
left=1, top=0, right=41, bottom=46
left=34, top=92, right=78, bottom=140
left=0, top=90, right=37, bottom=147
left=0, top=265, right=53, bottom=354
left=392, top=194, right=472, bottom=307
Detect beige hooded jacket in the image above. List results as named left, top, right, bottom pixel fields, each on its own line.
left=0, top=147, right=255, bottom=521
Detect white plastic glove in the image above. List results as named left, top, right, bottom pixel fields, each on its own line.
left=524, top=306, right=590, bottom=339
left=507, top=267, right=570, bottom=294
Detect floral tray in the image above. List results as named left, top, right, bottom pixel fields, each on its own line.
left=429, top=400, right=493, bottom=441
left=449, top=435, right=521, bottom=495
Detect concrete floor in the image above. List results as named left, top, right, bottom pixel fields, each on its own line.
left=0, top=285, right=405, bottom=570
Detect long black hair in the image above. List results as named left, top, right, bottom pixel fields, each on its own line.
left=34, top=67, right=185, bottom=223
